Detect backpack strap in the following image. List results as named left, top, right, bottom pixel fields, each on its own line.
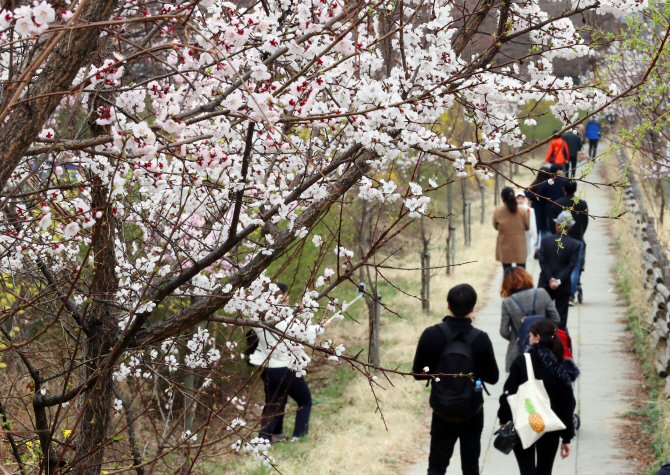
left=465, top=328, right=483, bottom=346
left=437, top=322, right=455, bottom=344
left=509, top=295, right=530, bottom=316
left=530, top=289, right=538, bottom=315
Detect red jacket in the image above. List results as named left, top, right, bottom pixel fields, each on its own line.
left=545, top=138, right=569, bottom=165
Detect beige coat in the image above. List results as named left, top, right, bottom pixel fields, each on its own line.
left=493, top=205, right=530, bottom=263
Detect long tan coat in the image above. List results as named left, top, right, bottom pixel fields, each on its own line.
left=493, top=205, right=530, bottom=264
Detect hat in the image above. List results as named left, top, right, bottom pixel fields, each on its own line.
left=515, top=191, right=525, bottom=198
left=554, top=210, right=575, bottom=227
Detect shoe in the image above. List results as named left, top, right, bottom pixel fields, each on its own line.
left=290, top=437, right=300, bottom=443
left=271, top=433, right=287, bottom=443
left=533, top=249, right=539, bottom=260
left=568, top=297, right=575, bottom=307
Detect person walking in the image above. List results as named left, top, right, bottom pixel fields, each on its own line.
left=585, top=119, right=601, bottom=159
left=498, top=319, right=579, bottom=475
left=550, top=180, right=589, bottom=305
left=500, top=267, right=560, bottom=372
left=543, top=164, right=567, bottom=232
left=413, top=284, right=499, bottom=475
left=526, top=167, right=553, bottom=258
left=538, top=211, right=581, bottom=329
left=516, top=191, right=536, bottom=261
left=493, top=187, right=530, bottom=271
left=561, top=130, right=583, bottom=177
left=250, top=283, right=328, bottom=443
left=545, top=132, right=569, bottom=166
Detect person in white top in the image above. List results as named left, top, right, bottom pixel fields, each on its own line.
left=516, top=191, right=537, bottom=261
left=249, top=283, right=330, bottom=443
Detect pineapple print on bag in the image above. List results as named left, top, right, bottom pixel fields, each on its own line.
left=525, top=398, right=545, bottom=433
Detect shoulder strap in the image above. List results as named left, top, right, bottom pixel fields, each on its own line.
left=531, top=290, right=538, bottom=315
left=509, top=295, right=530, bottom=316
left=437, top=322, right=454, bottom=344
left=465, top=328, right=483, bottom=346
left=524, top=353, right=536, bottom=381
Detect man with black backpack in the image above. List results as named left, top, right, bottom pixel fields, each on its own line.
left=412, top=284, right=499, bottom=475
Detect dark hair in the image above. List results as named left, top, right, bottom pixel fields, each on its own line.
left=549, top=163, right=563, bottom=175
left=529, top=319, right=564, bottom=361
left=501, top=187, right=517, bottom=213
left=563, top=180, right=577, bottom=195
left=447, top=284, right=477, bottom=317
left=501, top=267, right=534, bottom=298
left=273, top=282, right=289, bottom=293
left=553, top=130, right=560, bottom=135
left=530, top=166, right=551, bottom=189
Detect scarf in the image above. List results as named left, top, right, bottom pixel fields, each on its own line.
left=531, top=344, right=580, bottom=384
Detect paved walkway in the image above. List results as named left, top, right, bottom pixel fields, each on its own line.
left=409, top=163, right=637, bottom=474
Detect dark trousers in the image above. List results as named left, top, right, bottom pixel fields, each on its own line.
left=544, top=286, right=571, bottom=330
left=565, top=155, right=577, bottom=177
left=513, top=432, right=560, bottom=475
left=503, top=263, right=526, bottom=271
left=428, top=410, right=484, bottom=475
left=588, top=139, right=599, bottom=159
left=259, top=367, right=312, bottom=440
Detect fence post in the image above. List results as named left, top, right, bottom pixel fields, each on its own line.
left=372, top=292, right=381, bottom=366
left=421, top=251, right=431, bottom=313
left=480, top=184, right=485, bottom=224
left=493, top=163, right=500, bottom=206
left=463, top=201, right=472, bottom=247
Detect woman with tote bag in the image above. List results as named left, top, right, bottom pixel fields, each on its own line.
left=498, top=320, right=579, bottom=475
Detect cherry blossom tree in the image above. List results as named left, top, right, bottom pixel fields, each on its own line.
left=0, top=0, right=658, bottom=473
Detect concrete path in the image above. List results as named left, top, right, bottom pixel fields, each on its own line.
left=408, top=163, right=637, bottom=474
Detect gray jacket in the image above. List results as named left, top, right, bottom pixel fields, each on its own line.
left=500, top=287, right=560, bottom=372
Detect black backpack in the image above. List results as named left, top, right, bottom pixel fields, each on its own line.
left=429, top=323, right=484, bottom=418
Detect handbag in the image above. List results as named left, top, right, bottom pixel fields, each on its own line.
left=506, top=353, right=566, bottom=449
left=493, top=421, right=520, bottom=455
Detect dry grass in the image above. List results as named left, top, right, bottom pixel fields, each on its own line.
left=220, top=160, right=542, bottom=475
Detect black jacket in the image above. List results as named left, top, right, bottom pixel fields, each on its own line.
left=498, top=347, right=577, bottom=443
left=527, top=176, right=567, bottom=232
left=538, top=232, right=581, bottom=293
left=412, top=316, right=499, bottom=385
left=657, top=462, right=670, bottom=475
left=561, top=132, right=583, bottom=158
left=550, top=194, right=589, bottom=241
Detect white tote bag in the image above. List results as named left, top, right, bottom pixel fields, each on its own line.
left=507, top=353, right=566, bottom=449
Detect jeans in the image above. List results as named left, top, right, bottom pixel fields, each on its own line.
left=565, top=155, right=577, bottom=177
left=428, top=410, right=484, bottom=475
left=570, top=241, right=584, bottom=297
left=588, top=139, right=599, bottom=159
left=503, top=263, right=526, bottom=271
left=513, top=432, right=561, bottom=475
left=259, top=367, right=312, bottom=440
